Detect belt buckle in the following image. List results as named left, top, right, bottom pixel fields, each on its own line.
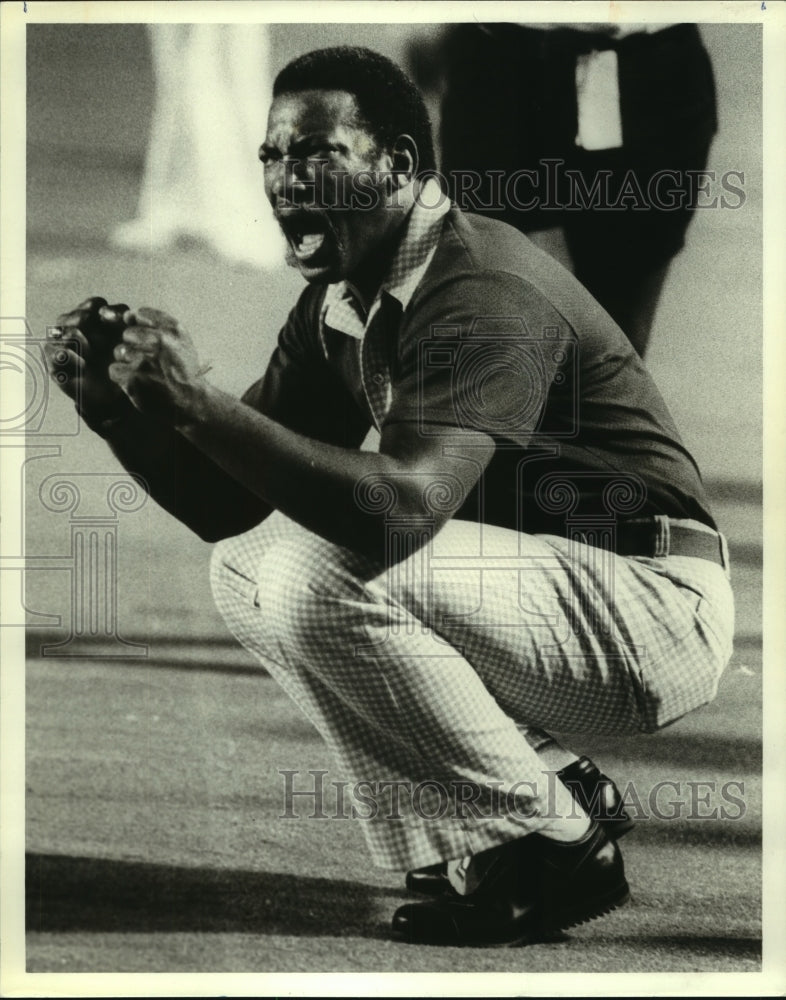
left=652, top=515, right=671, bottom=558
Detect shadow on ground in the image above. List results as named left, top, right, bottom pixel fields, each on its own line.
left=26, top=853, right=401, bottom=939
left=611, top=935, right=761, bottom=961
left=582, top=730, right=761, bottom=772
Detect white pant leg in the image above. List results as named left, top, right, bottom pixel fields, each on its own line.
left=210, top=513, right=734, bottom=869
left=424, top=524, right=734, bottom=735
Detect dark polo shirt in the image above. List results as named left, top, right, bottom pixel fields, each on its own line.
left=244, top=208, right=714, bottom=536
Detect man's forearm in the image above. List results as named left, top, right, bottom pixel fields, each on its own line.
left=100, top=403, right=272, bottom=542
left=102, top=306, right=490, bottom=557
left=176, top=384, right=436, bottom=559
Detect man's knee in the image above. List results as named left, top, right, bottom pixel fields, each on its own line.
left=209, top=536, right=261, bottom=637
left=253, top=532, right=368, bottom=649
left=213, top=526, right=365, bottom=646
left=209, top=515, right=301, bottom=609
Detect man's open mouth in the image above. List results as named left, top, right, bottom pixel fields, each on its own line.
left=295, top=231, right=326, bottom=260
left=276, top=212, right=332, bottom=264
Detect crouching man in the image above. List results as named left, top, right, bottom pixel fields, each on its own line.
left=46, top=46, right=734, bottom=946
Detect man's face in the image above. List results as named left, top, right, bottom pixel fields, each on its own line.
left=262, top=90, right=398, bottom=285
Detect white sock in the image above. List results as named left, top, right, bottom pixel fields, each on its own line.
left=538, top=774, right=593, bottom=842
left=446, top=855, right=476, bottom=896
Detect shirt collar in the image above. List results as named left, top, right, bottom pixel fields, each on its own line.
left=321, top=177, right=450, bottom=341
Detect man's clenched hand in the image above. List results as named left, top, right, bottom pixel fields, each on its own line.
left=45, top=296, right=130, bottom=423
left=109, top=307, right=209, bottom=427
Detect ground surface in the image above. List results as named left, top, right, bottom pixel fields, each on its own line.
left=25, top=652, right=762, bottom=974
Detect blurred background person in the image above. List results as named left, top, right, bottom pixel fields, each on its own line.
left=111, top=23, right=284, bottom=269
left=408, top=23, right=718, bottom=356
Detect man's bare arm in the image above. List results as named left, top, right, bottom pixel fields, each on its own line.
left=111, top=307, right=495, bottom=560
left=178, top=389, right=493, bottom=558
left=101, top=409, right=272, bottom=542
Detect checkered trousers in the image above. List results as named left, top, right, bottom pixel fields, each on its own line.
left=210, top=513, right=734, bottom=871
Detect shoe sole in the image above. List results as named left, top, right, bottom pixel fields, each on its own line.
left=391, top=894, right=627, bottom=948
left=391, top=915, right=558, bottom=949
left=544, top=879, right=631, bottom=933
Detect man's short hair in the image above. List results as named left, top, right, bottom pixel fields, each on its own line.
left=273, top=46, right=437, bottom=176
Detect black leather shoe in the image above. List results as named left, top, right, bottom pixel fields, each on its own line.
left=395, top=838, right=541, bottom=947
left=405, top=754, right=633, bottom=896
left=558, top=755, right=635, bottom=836
left=391, top=890, right=540, bottom=948
left=532, top=823, right=630, bottom=932
left=392, top=824, right=630, bottom=947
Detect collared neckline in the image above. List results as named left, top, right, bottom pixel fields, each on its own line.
left=321, top=177, right=451, bottom=343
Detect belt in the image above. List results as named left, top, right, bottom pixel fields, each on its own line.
left=615, top=516, right=727, bottom=567
left=567, top=516, right=726, bottom=566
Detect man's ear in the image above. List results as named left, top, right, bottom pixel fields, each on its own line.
left=388, top=134, right=419, bottom=190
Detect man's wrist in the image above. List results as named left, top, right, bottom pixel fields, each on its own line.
left=76, top=396, right=135, bottom=438
left=173, top=380, right=215, bottom=437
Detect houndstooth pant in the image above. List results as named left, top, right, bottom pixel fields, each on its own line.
left=210, top=512, right=734, bottom=870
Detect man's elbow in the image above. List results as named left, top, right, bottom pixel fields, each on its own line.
left=343, top=498, right=454, bottom=566
left=194, top=523, right=235, bottom=543
left=188, top=506, right=272, bottom=543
